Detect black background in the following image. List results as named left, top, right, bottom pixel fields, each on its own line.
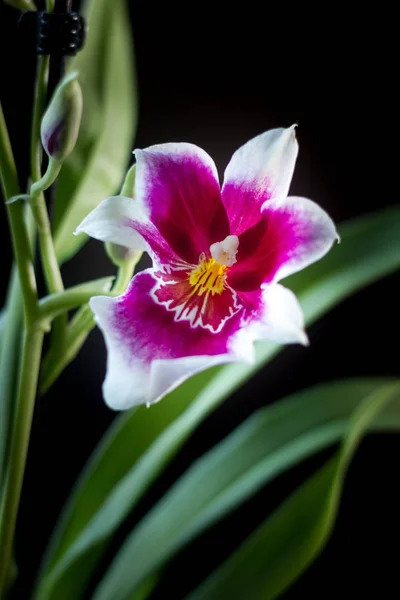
left=1, top=1, right=399, bottom=598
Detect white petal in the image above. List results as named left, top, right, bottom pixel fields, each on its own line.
left=224, top=125, right=298, bottom=196
left=221, top=125, right=299, bottom=234
left=147, top=354, right=238, bottom=407
left=89, top=277, right=247, bottom=410
left=75, top=195, right=149, bottom=251
left=252, top=283, right=309, bottom=346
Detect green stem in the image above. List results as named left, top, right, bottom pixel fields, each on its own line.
left=38, top=277, right=114, bottom=322
left=0, top=104, right=19, bottom=198
left=0, top=269, right=23, bottom=492
left=0, top=104, right=38, bottom=325
left=29, top=190, right=64, bottom=294
left=0, top=99, right=41, bottom=597
left=0, top=203, right=37, bottom=491
left=112, top=256, right=139, bottom=293
left=0, top=327, right=44, bottom=597
left=29, top=53, right=66, bottom=355
left=30, top=157, right=61, bottom=197
left=29, top=56, right=64, bottom=296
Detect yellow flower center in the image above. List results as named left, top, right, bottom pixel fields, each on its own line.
left=189, top=254, right=227, bottom=296
left=188, top=235, right=239, bottom=297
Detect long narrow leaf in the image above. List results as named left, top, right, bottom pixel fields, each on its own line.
left=38, top=378, right=400, bottom=600
left=90, top=381, right=400, bottom=599
left=186, top=382, right=400, bottom=600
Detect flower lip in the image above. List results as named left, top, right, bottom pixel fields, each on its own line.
left=151, top=249, right=242, bottom=334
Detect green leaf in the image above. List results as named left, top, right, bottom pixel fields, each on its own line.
left=187, top=382, right=400, bottom=600
left=0, top=309, right=5, bottom=348
left=0, top=268, right=23, bottom=491
left=88, top=380, right=400, bottom=600
left=34, top=371, right=219, bottom=599
left=35, top=205, right=400, bottom=599
left=53, top=0, right=136, bottom=264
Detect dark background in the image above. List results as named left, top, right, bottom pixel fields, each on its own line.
left=1, top=1, right=399, bottom=598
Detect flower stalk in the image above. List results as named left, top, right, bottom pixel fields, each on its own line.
left=0, top=4, right=69, bottom=586
left=0, top=327, right=44, bottom=597
left=0, top=105, right=42, bottom=599
left=29, top=56, right=64, bottom=299
left=0, top=105, right=38, bottom=324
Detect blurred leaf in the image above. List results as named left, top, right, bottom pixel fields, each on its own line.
left=0, top=308, right=5, bottom=346
left=187, top=382, right=400, bottom=600
left=34, top=372, right=219, bottom=599
left=53, top=0, right=136, bottom=263
left=89, top=380, right=400, bottom=599
left=35, top=205, right=400, bottom=599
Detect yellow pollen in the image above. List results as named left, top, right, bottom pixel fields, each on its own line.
left=189, top=253, right=227, bottom=296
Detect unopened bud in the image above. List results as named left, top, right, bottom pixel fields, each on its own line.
left=105, top=242, right=141, bottom=268
left=41, top=71, right=82, bottom=162
left=105, top=165, right=141, bottom=269
left=120, top=164, right=136, bottom=197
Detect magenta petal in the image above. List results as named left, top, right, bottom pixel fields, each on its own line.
left=228, top=196, right=338, bottom=291
left=221, top=126, right=298, bottom=235
left=90, top=270, right=249, bottom=409
left=135, top=143, right=229, bottom=263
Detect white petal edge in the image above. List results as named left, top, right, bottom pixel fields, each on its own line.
left=90, top=295, right=251, bottom=410
left=74, top=195, right=150, bottom=252
left=262, top=195, right=339, bottom=282
left=246, top=283, right=309, bottom=347
left=222, top=125, right=299, bottom=199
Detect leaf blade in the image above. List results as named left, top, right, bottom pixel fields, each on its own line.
left=186, top=382, right=400, bottom=600
left=90, top=381, right=400, bottom=600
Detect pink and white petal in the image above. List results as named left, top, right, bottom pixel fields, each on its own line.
left=228, top=196, right=339, bottom=291
left=75, top=195, right=179, bottom=265
left=245, top=283, right=309, bottom=347
left=134, top=143, right=229, bottom=264
left=90, top=270, right=250, bottom=410
left=221, top=125, right=299, bottom=235
left=152, top=265, right=241, bottom=334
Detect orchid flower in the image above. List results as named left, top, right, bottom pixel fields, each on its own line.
left=76, top=126, right=338, bottom=410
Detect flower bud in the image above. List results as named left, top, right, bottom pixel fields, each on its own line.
left=41, top=71, right=82, bottom=162
left=104, top=165, right=141, bottom=269
left=120, top=163, right=136, bottom=197
left=105, top=242, right=142, bottom=268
